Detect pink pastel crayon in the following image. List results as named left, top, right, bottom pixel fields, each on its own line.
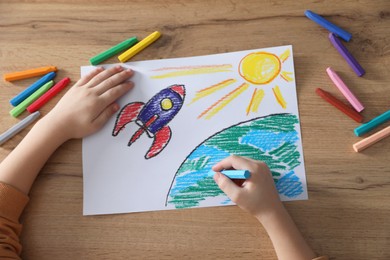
left=326, top=67, right=364, bottom=112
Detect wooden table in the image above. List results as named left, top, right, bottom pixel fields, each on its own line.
left=1, top=1, right=389, bottom=259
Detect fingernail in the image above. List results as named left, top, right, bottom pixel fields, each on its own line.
left=116, top=65, right=123, bottom=71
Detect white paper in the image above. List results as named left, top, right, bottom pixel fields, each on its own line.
left=82, top=45, right=307, bottom=215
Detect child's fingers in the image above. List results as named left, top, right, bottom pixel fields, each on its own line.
left=99, top=82, right=134, bottom=107
left=214, top=172, right=242, bottom=202
left=92, top=103, right=120, bottom=129
left=76, top=67, right=104, bottom=86
left=94, top=69, right=134, bottom=96
left=212, top=155, right=250, bottom=172
left=86, top=65, right=124, bottom=88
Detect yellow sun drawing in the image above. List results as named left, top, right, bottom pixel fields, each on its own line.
left=152, top=48, right=293, bottom=119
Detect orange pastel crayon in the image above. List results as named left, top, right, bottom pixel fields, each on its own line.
left=4, top=66, right=57, bottom=81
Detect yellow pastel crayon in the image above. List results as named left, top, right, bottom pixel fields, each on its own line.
left=118, top=31, right=161, bottom=63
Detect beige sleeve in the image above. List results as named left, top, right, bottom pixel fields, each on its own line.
left=0, top=182, right=29, bottom=259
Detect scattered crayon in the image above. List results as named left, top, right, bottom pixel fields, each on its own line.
left=3, top=66, right=57, bottom=82
left=10, top=80, right=54, bottom=117
left=90, top=37, right=138, bottom=65
left=315, top=88, right=363, bottom=123
left=353, top=126, right=390, bottom=152
left=326, top=67, right=364, bottom=112
left=354, top=109, right=390, bottom=136
left=118, top=31, right=161, bottom=63
left=304, top=10, right=352, bottom=42
left=10, top=72, right=56, bottom=107
left=27, top=77, right=71, bottom=113
left=208, top=170, right=251, bottom=179
left=0, top=111, right=41, bottom=146
left=329, top=33, right=365, bottom=77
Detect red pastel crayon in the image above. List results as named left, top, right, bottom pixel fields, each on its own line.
left=27, top=77, right=71, bottom=113
left=315, top=88, right=363, bottom=123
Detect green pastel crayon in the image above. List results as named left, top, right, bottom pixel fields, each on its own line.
left=90, top=36, right=138, bottom=65
left=10, top=80, right=54, bottom=117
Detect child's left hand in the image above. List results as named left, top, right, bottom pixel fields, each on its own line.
left=43, top=65, right=134, bottom=142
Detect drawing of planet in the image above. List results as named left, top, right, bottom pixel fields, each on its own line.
left=165, top=113, right=304, bottom=209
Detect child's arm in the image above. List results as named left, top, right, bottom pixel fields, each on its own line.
left=0, top=65, right=133, bottom=194
left=0, top=65, right=134, bottom=257
left=212, top=155, right=326, bottom=260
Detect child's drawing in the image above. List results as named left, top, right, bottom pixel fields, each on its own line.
left=112, top=85, right=186, bottom=159
left=81, top=45, right=307, bottom=216
left=166, top=113, right=303, bottom=209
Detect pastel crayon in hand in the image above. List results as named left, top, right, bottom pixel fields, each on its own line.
left=208, top=169, right=251, bottom=179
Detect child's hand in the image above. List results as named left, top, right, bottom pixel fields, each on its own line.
left=212, top=155, right=283, bottom=221
left=43, top=66, right=134, bottom=141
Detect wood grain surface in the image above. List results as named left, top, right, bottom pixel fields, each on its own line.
left=0, top=1, right=389, bottom=259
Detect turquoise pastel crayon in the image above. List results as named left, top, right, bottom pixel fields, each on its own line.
left=354, top=109, right=390, bottom=136
left=208, top=170, right=251, bottom=179
left=10, top=72, right=56, bottom=106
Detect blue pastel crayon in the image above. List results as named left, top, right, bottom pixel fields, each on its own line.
left=305, top=10, right=352, bottom=42
left=208, top=170, right=251, bottom=179
left=10, top=71, right=56, bottom=106
left=354, top=109, right=390, bottom=136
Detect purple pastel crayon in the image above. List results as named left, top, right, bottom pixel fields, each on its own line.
left=329, top=33, right=365, bottom=77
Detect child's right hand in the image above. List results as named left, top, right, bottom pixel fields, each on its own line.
left=211, top=155, right=283, bottom=222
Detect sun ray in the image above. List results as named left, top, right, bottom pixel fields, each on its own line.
left=280, top=71, right=293, bottom=82
left=151, top=65, right=232, bottom=79
left=198, top=83, right=250, bottom=119
left=279, top=49, right=291, bottom=63
left=188, top=79, right=237, bottom=105
left=272, top=85, right=287, bottom=109
left=152, top=64, right=232, bottom=71
left=246, top=88, right=265, bottom=115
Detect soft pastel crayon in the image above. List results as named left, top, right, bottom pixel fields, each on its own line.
left=353, top=126, right=390, bottom=152
left=118, top=31, right=161, bottom=63
left=329, top=33, right=365, bottom=77
left=3, top=66, right=57, bottom=81
left=10, top=81, right=54, bottom=117
left=326, top=67, right=364, bottom=112
left=0, top=111, right=41, bottom=146
left=27, top=77, right=71, bottom=113
left=90, top=37, right=138, bottom=65
left=304, top=10, right=352, bottom=42
left=354, top=109, right=390, bottom=136
left=208, top=170, right=251, bottom=179
left=315, top=88, right=363, bottom=123
left=10, top=72, right=56, bottom=107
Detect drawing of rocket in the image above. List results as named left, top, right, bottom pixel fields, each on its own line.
left=112, top=85, right=186, bottom=159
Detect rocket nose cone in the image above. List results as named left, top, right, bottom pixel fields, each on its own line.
left=170, top=85, right=185, bottom=99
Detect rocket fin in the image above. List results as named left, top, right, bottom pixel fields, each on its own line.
left=112, top=102, right=144, bottom=136
left=145, top=125, right=171, bottom=159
